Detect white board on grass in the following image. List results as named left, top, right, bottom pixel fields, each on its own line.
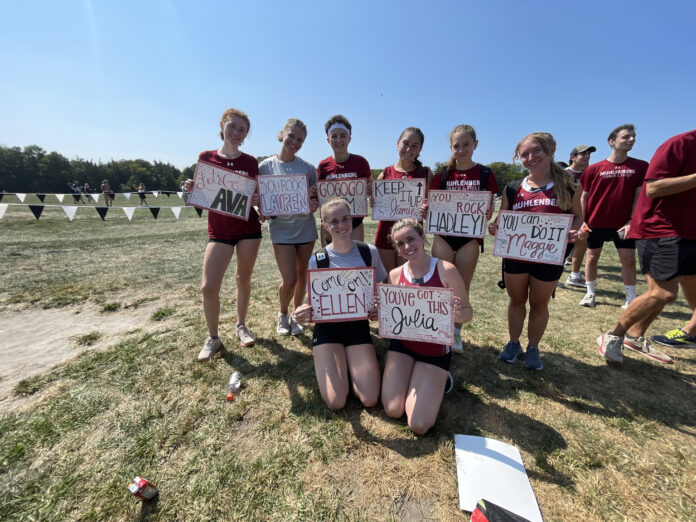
left=454, top=435, right=542, bottom=522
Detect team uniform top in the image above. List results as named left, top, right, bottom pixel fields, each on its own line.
left=566, top=167, right=583, bottom=181
left=510, top=178, right=564, bottom=214
left=629, top=129, right=696, bottom=240
left=430, top=163, right=499, bottom=194
left=307, top=241, right=387, bottom=282
left=317, top=154, right=371, bottom=181
left=395, top=258, right=449, bottom=357
left=199, top=150, right=261, bottom=240
left=258, top=155, right=318, bottom=244
left=581, top=157, right=648, bottom=229
left=374, top=165, right=429, bottom=250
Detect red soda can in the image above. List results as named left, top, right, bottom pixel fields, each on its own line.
left=128, top=476, right=159, bottom=500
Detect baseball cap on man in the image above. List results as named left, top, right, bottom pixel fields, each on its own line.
left=570, top=144, right=596, bottom=156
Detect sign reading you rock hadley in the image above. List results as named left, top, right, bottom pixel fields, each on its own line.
left=378, top=284, right=454, bottom=345
left=257, top=174, right=310, bottom=216
left=426, top=190, right=491, bottom=238
left=492, top=211, right=572, bottom=265
left=316, top=179, right=368, bottom=217
left=189, top=160, right=257, bottom=220
left=371, top=179, right=425, bottom=220
left=307, top=267, right=376, bottom=322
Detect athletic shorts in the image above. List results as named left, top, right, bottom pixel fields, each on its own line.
left=587, top=227, right=635, bottom=250
left=352, top=217, right=364, bottom=229
left=637, top=237, right=696, bottom=281
left=388, top=339, right=451, bottom=371
left=441, top=235, right=484, bottom=253
left=208, top=231, right=262, bottom=246
left=504, top=259, right=564, bottom=282
left=312, top=319, right=372, bottom=347
left=374, top=220, right=395, bottom=250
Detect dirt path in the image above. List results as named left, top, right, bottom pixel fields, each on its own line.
left=0, top=302, right=160, bottom=413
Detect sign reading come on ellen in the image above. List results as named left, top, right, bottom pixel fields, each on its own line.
left=307, top=267, right=376, bottom=322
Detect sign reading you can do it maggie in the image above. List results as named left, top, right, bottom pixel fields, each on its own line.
left=492, top=211, right=572, bottom=265
left=378, top=284, right=454, bottom=345
left=188, top=160, right=257, bottom=220
left=307, top=267, right=376, bottom=322
left=257, top=174, right=311, bottom=216
left=371, top=179, right=425, bottom=220
left=426, top=190, right=491, bottom=238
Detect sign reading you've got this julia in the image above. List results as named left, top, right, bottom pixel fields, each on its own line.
left=307, top=267, right=376, bottom=322
left=492, top=211, right=572, bottom=265
left=377, top=284, right=454, bottom=345
left=257, top=174, right=311, bottom=216
left=188, top=160, right=257, bottom=220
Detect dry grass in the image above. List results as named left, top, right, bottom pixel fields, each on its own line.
left=1, top=193, right=695, bottom=521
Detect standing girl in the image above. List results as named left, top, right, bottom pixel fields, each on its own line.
left=317, top=115, right=372, bottom=245
left=259, top=118, right=319, bottom=336
left=427, top=125, right=498, bottom=352
left=294, top=198, right=386, bottom=410
left=101, top=180, right=113, bottom=207
left=188, top=107, right=262, bottom=360
left=137, top=183, right=149, bottom=207
left=381, top=218, right=473, bottom=435
left=373, top=127, right=431, bottom=273
left=488, top=132, right=583, bottom=370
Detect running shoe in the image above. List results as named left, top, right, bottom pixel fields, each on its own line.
left=198, top=336, right=223, bottom=362
left=445, top=372, right=454, bottom=394
left=277, top=313, right=291, bottom=336
left=580, top=293, right=596, bottom=307
left=597, top=332, right=623, bottom=366
left=452, top=332, right=464, bottom=353
left=524, top=346, right=543, bottom=370
left=621, top=299, right=634, bottom=310
left=565, top=274, right=587, bottom=288
left=236, top=324, right=255, bottom=347
left=564, top=257, right=572, bottom=267
left=623, top=334, right=673, bottom=364
left=290, top=314, right=304, bottom=336
left=650, top=328, right=696, bottom=348
left=499, top=340, right=523, bottom=363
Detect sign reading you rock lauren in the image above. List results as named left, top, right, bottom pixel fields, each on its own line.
left=377, top=283, right=454, bottom=345
left=492, top=211, right=572, bottom=265
left=257, top=174, right=311, bottom=216
left=307, top=267, right=376, bottom=322
left=188, top=160, right=257, bottom=220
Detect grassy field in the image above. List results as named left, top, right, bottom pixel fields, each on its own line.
left=1, top=193, right=695, bottom=521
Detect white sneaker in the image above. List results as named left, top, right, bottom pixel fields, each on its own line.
left=621, top=300, right=633, bottom=310
left=597, top=333, right=624, bottom=365
left=580, top=293, right=596, bottom=307
left=276, top=313, right=291, bottom=336
left=236, top=324, right=255, bottom=347
left=198, top=336, right=223, bottom=361
left=565, top=274, right=587, bottom=288
left=290, top=315, right=304, bottom=335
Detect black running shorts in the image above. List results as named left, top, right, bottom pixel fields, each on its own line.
left=312, top=319, right=372, bottom=348
left=637, top=237, right=696, bottom=281
left=587, top=227, right=635, bottom=250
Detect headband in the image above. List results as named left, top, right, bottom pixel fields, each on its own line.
left=327, top=122, right=351, bottom=135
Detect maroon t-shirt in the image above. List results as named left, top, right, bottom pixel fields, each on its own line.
left=511, top=180, right=564, bottom=214
left=430, top=164, right=499, bottom=194
left=581, top=157, right=648, bottom=228
left=198, top=150, right=261, bottom=240
left=317, top=153, right=371, bottom=180
left=629, top=129, right=696, bottom=240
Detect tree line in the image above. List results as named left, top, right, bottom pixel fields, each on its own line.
left=0, top=144, right=527, bottom=195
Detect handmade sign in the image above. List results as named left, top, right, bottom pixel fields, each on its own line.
left=188, top=160, right=257, bottom=220
left=371, top=179, right=425, bottom=220
left=316, top=179, right=368, bottom=217
left=377, top=284, right=454, bottom=344
left=426, top=190, right=491, bottom=238
left=307, top=267, right=376, bottom=322
left=257, top=174, right=310, bottom=216
left=492, top=211, right=572, bottom=265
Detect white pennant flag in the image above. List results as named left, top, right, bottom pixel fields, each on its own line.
left=56, top=194, right=65, bottom=203
left=170, top=206, right=182, bottom=219
left=91, top=193, right=100, bottom=203
left=122, top=206, right=136, bottom=221
left=153, top=190, right=160, bottom=198
left=0, top=203, right=7, bottom=219
left=177, top=191, right=183, bottom=199
left=123, top=192, right=131, bottom=200
left=16, top=193, right=26, bottom=202
left=62, top=205, right=78, bottom=221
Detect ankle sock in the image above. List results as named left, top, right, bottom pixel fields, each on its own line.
left=586, top=280, right=596, bottom=294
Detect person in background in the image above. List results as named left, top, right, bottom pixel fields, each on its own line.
left=101, top=179, right=113, bottom=207
left=137, top=183, right=149, bottom=207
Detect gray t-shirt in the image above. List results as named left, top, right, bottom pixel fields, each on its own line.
left=258, top=155, right=318, bottom=244
left=307, top=241, right=388, bottom=283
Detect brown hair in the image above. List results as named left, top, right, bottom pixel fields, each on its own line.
left=277, top=118, right=307, bottom=142
left=442, top=124, right=477, bottom=182
left=398, top=127, right=427, bottom=177
left=324, top=115, right=352, bottom=135
left=513, top=132, right=578, bottom=211
left=320, top=197, right=351, bottom=221
left=607, top=123, right=635, bottom=142
left=219, top=108, right=251, bottom=140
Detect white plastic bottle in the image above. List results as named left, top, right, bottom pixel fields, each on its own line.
left=226, top=371, right=242, bottom=401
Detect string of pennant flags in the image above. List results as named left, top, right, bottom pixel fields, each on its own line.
left=0, top=190, right=183, bottom=204
left=0, top=202, right=204, bottom=221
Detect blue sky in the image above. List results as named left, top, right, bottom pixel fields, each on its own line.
left=2, top=1, right=695, bottom=172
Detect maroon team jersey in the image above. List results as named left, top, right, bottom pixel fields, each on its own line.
left=629, top=129, right=696, bottom=240
left=317, top=153, right=371, bottom=180
left=198, top=150, right=261, bottom=240
left=581, top=157, right=648, bottom=228
left=511, top=180, right=564, bottom=214
left=430, top=164, right=499, bottom=194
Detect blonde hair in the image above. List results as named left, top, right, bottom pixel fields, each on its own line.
left=219, top=108, right=250, bottom=140
left=389, top=218, right=425, bottom=247
left=278, top=118, right=307, bottom=142
left=320, top=197, right=351, bottom=221
left=513, top=132, right=578, bottom=211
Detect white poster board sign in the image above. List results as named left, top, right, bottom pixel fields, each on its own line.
left=455, top=435, right=542, bottom=522
left=492, top=211, right=572, bottom=265
left=316, top=179, right=368, bottom=217
left=377, top=284, right=453, bottom=345
left=257, top=174, right=310, bottom=216
left=307, top=267, right=376, bottom=322
left=426, top=190, right=490, bottom=239
left=188, top=160, right=257, bottom=220
left=371, top=179, right=425, bottom=220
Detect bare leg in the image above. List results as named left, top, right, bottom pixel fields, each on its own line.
left=571, top=238, right=587, bottom=274
left=617, top=247, right=637, bottom=286
left=233, top=238, right=261, bottom=325
left=293, top=241, right=315, bottom=311
left=504, top=272, right=530, bottom=343
left=680, top=276, right=696, bottom=335
left=313, top=343, right=349, bottom=411
left=201, top=242, right=235, bottom=337
left=404, top=362, right=448, bottom=435
left=585, top=247, right=602, bottom=284
left=345, top=343, right=380, bottom=407
left=527, top=277, right=558, bottom=347
left=381, top=351, right=415, bottom=419
left=350, top=222, right=365, bottom=242
left=273, top=244, right=299, bottom=315
left=612, top=275, right=679, bottom=336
